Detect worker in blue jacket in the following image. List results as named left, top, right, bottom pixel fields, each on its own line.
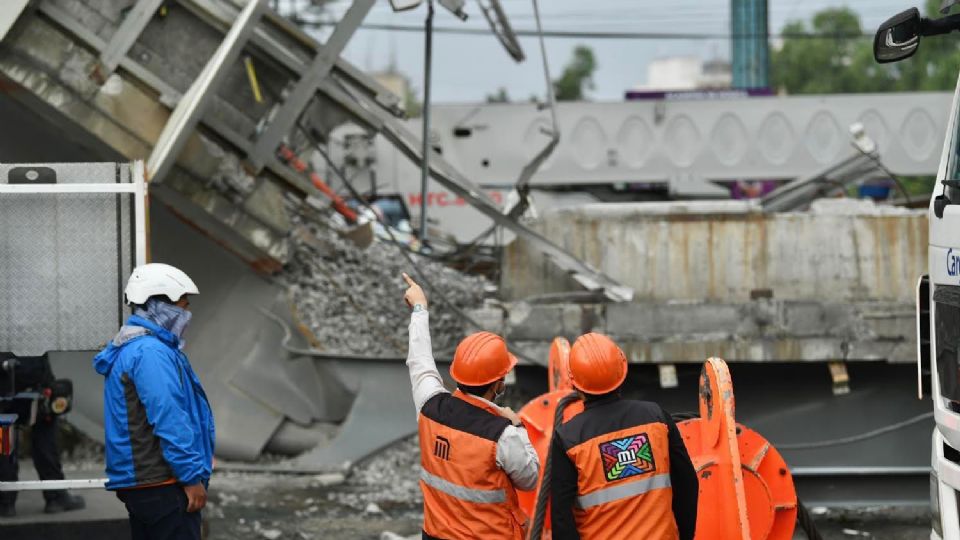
left=93, top=263, right=214, bottom=540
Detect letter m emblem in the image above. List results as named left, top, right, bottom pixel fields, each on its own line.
left=434, top=435, right=451, bottom=460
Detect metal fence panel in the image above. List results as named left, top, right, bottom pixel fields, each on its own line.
left=0, top=163, right=136, bottom=355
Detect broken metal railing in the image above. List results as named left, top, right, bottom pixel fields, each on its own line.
left=760, top=152, right=888, bottom=213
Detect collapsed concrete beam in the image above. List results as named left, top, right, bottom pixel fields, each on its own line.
left=477, top=298, right=915, bottom=365
left=502, top=199, right=925, bottom=304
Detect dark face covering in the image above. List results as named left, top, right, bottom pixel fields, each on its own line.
left=134, top=297, right=193, bottom=348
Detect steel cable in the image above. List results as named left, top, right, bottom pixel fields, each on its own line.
left=528, top=391, right=581, bottom=540
left=775, top=412, right=933, bottom=450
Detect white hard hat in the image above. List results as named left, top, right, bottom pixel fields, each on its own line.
left=124, top=263, right=199, bottom=305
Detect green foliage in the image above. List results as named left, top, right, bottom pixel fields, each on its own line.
left=772, top=0, right=960, bottom=94
left=486, top=87, right=510, bottom=103
left=900, top=175, right=937, bottom=196
left=553, top=45, right=597, bottom=101
left=404, top=87, right=422, bottom=118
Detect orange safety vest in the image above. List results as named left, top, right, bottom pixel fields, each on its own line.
left=418, top=390, right=526, bottom=540
left=566, top=423, right=678, bottom=539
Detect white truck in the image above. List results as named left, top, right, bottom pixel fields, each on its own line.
left=874, top=3, right=960, bottom=538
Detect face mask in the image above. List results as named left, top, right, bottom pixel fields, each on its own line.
left=136, top=298, right=193, bottom=348
left=493, top=382, right=506, bottom=404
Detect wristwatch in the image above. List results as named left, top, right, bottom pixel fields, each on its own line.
left=412, top=304, right=426, bottom=313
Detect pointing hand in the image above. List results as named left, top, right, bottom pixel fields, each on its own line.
left=402, top=273, right=428, bottom=310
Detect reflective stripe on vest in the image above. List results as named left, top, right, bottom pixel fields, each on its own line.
left=420, top=468, right=507, bottom=504
left=575, top=472, right=672, bottom=510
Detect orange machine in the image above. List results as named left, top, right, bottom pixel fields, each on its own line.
left=677, top=357, right=797, bottom=540
left=517, top=351, right=797, bottom=540
left=516, top=338, right=583, bottom=528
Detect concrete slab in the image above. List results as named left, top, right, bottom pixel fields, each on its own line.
left=503, top=199, right=926, bottom=304
left=0, top=460, right=128, bottom=540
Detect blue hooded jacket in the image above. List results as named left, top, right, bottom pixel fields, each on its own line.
left=93, top=314, right=215, bottom=490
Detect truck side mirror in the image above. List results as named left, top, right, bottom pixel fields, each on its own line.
left=390, top=0, right=423, bottom=11
left=874, top=7, right=922, bottom=63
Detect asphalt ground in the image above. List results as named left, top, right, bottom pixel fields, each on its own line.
left=0, top=460, right=931, bottom=539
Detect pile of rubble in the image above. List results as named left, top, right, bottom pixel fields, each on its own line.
left=286, top=219, right=489, bottom=357
left=339, top=436, right=422, bottom=510
left=205, top=436, right=424, bottom=540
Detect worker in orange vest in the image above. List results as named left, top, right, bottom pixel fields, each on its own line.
left=402, top=273, right=539, bottom=539
left=550, top=333, right=699, bottom=540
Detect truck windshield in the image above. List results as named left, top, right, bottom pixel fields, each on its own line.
left=946, top=86, right=960, bottom=194
left=936, top=285, right=960, bottom=401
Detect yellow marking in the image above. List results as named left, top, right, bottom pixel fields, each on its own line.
left=244, top=56, right=263, bottom=104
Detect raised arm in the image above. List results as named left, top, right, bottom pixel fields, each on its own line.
left=403, top=273, right=447, bottom=412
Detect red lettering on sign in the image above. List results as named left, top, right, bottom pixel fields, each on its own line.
left=406, top=191, right=506, bottom=207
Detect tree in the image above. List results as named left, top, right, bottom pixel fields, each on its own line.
left=553, top=45, right=597, bottom=101
left=770, top=1, right=960, bottom=196
left=771, top=0, right=960, bottom=94
left=404, top=88, right=422, bottom=118
left=486, top=87, right=510, bottom=103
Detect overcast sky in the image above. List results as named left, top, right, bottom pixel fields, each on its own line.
left=306, top=0, right=925, bottom=103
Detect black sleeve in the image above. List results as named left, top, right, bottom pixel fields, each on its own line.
left=549, top=432, right=581, bottom=540
left=663, top=407, right=699, bottom=540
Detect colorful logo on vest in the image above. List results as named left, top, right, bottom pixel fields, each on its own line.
left=599, top=433, right=655, bottom=482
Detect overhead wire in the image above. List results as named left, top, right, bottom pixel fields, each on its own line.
left=294, top=20, right=874, bottom=40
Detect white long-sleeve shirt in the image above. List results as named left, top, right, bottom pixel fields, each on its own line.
left=407, top=310, right=540, bottom=491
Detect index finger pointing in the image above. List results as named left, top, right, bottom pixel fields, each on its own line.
left=402, top=272, right=416, bottom=287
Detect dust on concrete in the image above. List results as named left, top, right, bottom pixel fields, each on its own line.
left=206, top=436, right=425, bottom=540
left=204, top=437, right=933, bottom=540
left=799, top=506, right=931, bottom=539
left=58, top=429, right=932, bottom=540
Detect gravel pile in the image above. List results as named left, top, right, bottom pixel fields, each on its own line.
left=286, top=219, right=488, bottom=357
left=332, top=435, right=422, bottom=511
left=204, top=437, right=425, bottom=539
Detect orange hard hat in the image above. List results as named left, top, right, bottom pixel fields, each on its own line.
left=569, top=333, right=628, bottom=394
left=450, top=332, right=518, bottom=386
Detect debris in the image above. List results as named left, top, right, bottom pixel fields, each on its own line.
left=809, top=197, right=913, bottom=215
left=311, top=474, right=343, bottom=487
left=259, top=529, right=283, bottom=540
left=365, top=502, right=383, bottom=514
left=218, top=492, right=240, bottom=505
left=842, top=528, right=872, bottom=537
left=287, top=218, right=488, bottom=357
left=380, top=533, right=418, bottom=540
left=326, top=435, right=423, bottom=512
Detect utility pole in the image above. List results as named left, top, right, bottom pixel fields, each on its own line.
left=731, top=0, right=769, bottom=90
left=419, top=0, right=435, bottom=246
